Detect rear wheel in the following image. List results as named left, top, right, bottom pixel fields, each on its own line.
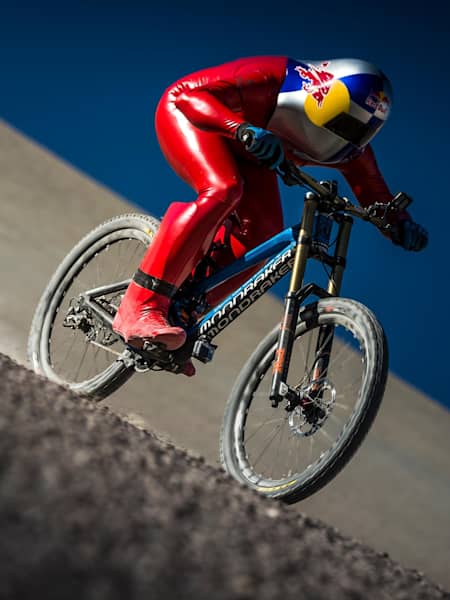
left=220, top=297, right=388, bottom=503
left=28, top=213, right=159, bottom=399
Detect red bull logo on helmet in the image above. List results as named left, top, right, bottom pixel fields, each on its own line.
left=365, top=90, right=391, bottom=119
left=294, top=62, right=335, bottom=107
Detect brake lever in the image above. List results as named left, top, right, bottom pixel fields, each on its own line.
left=276, top=160, right=304, bottom=186
left=364, top=204, right=388, bottom=231
left=391, top=191, right=412, bottom=212
left=366, top=191, right=413, bottom=231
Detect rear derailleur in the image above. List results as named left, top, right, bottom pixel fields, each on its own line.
left=63, top=298, right=118, bottom=346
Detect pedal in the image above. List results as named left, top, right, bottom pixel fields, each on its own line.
left=129, top=341, right=182, bottom=374
left=192, top=339, right=217, bottom=364
left=128, top=340, right=171, bottom=363
left=142, top=340, right=164, bottom=354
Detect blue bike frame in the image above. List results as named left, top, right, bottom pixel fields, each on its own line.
left=185, top=225, right=299, bottom=340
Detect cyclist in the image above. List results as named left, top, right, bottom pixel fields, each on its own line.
left=112, top=56, right=428, bottom=374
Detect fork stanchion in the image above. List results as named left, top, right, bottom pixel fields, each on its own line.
left=309, top=215, right=354, bottom=403
left=289, top=194, right=317, bottom=293
left=327, top=215, right=353, bottom=296
left=270, top=193, right=318, bottom=406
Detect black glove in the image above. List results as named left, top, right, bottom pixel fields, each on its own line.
left=391, top=219, right=428, bottom=252
left=236, top=123, right=284, bottom=169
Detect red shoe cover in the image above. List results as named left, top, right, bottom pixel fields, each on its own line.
left=113, top=282, right=186, bottom=351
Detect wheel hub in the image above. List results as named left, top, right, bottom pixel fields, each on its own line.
left=288, top=379, right=336, bottom=437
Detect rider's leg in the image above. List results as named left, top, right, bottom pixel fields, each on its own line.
left=112, top=98, right=243, bottom=351
left=205, top=158, right=284, bottom=308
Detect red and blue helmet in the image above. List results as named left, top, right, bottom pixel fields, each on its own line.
left=268, top=58, right=393, bottom=163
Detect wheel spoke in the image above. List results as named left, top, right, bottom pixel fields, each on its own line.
left=272, top=419, right=286, bottom=479
left=246, top=415, right=286, bottom=442
left=318, top=427, right=334, bottom=443
left=223, top=303, right=386, bottom=500
left=251, top=422, right=285, bottom=469
left=55, top=332, right=78, bottom=371
left=73, top=342, right=90, bottom=381
left=36, top=222, right=154, bottom=388
left=308, top=436, right=314, bottom=467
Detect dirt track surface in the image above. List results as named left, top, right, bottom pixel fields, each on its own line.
left=0, top=353, right=448, bottom=600
left=2, top=119, right=450, bottom=588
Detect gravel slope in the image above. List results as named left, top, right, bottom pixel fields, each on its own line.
left=0, top=353, right=448, bottom=600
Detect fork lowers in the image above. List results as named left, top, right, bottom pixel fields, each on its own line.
left=269, top=192, right=354, bottom=408
left=270, top=193, right=316, bottom=406
left=270, top=293, right=301, bottom=407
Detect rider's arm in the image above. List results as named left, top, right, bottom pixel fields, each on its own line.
left=173, top=56, right=287, bottom=138
left=175, top=87, right=245, bottom=138
left=338, top=145, right=410, bottom=221
left=340, top=145, right=428, bottom=250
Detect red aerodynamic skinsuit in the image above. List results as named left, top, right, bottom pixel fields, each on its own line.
left=112, top=55, right=403, bottom=361
left=147, top=56, right=393, bottom=306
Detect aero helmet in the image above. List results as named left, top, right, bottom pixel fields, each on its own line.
left=268, top=58, right=393, bottom=163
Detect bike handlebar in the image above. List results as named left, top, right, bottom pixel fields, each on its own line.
left=239, top=129, right=255, bottom=150
left=276, top=160, right=412, bottom=234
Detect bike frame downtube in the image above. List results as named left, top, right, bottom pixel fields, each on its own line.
left=270, top=194, right=318, bottom=404
left=188, top=227, right=299, bottom=339
left=194, top=226, right=299, bottom=296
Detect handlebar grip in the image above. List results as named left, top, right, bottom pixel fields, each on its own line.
left=240, top=130, right=255, bottom=150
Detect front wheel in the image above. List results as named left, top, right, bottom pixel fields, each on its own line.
left=220, top=297, right=388, bottom=503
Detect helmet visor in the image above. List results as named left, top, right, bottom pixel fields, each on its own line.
left=323, top=112, right=384, bottom=148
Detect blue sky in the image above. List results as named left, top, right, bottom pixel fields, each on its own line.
left=1, top=1, right=448, bottom=407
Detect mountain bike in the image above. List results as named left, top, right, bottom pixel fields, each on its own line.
left=28, top=161, right=411, bottom=503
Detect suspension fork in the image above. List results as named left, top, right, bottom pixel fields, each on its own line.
left=310, top=215, right=353, bottom=394
left=269, top=206, right=353, bottom=407
left=270, top=194, right=316, bottom=406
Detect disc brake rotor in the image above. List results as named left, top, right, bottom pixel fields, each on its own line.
left=288, top=379, right=336, bottom=437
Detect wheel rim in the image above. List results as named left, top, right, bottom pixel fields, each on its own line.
left=233, top=313, right=371, bottom=493
left=39, top=229, right=150, bottom=389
